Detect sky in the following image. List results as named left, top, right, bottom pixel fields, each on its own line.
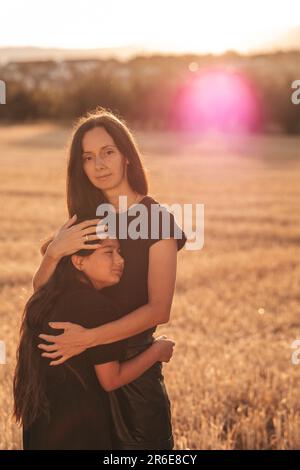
left=0, top=0, right=300, bottom=54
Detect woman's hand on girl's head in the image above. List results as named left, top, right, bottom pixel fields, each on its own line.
left=153, top=335, right=175, bottom=363
left=37, top=322, right=93, bottom=366
left=45, top=215, right=103, bottom=261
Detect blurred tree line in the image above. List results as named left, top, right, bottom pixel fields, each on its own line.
left=0, top=51, right=300, bottom=133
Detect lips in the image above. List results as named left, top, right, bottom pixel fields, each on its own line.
left=112, top=269, right=123, bottom=276
left=96, top=174, right=111, bottom=179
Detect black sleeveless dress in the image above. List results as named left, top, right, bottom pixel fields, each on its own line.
left=102, top=195, right=187, bottom=450
left=23, top=285, right=128, bottom=450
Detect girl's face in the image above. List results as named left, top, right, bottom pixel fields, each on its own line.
left=81, top=126, right=129, bottom=191
left=72, top=238, right=124, bottom=289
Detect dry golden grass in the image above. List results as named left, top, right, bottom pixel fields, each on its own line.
left=0, top=123, right=300, bottom=449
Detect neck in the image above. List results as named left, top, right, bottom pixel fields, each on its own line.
left=103, top=180, right=140, bottom=213
left=91, top=281, right=105, bottom=290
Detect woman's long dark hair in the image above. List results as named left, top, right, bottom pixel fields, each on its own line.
left=67, top=106, right=149, bottom=218
left=13, top=238, right=95, bottom=430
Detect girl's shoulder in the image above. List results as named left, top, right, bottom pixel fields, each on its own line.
left=53, top=284, right=118, bottom=328
left=56, top=283, right=113, bottom=311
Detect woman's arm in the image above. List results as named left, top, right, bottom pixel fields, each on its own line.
left=90, top=238, right=178, bottom=342
left=38, top=239, right=178, bottom=365
left=32, top=251, right=59, bottom=292
left=32, top=216, right=102, bottom=291
left=94, top=238, right=177, bottom=338
left=94, top=337, right=174, bottom=392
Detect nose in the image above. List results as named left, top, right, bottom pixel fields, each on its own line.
left=95, top=154, right=105, bottom=169
left=114, top=252, right=124, bottom=269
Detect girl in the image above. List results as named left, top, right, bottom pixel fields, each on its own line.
left=14, top=229, right=175, bottom=450
left=33, top=107, right=187, bottom=449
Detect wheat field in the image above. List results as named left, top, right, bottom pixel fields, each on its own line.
left=0, top=123, right=300, bottom=449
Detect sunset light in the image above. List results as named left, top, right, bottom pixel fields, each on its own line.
left=172, top=68, right=262, bottom=132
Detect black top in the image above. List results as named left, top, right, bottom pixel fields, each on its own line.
left=100, top=195, right=187, bottom=449
left=23, top=283, right=127, bottom=450
left=103, top=195, right=187, bottom=350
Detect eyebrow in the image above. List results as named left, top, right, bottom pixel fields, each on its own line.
left=82, top=145, right=115, bottom=155
left=101, top=242, right=120, bottom=250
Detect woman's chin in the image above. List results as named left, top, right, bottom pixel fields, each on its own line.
left=93, top=181, right=110, bottom=190
left=92, top=176, right=115, bottom=190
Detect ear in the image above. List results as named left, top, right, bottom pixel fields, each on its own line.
left=71, top=254, right=84, bottom=271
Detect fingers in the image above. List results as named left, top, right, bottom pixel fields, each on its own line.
left=71, top=219, right=101, bottom=232
left=80, top=242, right=103, bottom=250
left=48, top=322, right=71, bottom=330
left=42, top=351, right=62, bottom=359
left=50, top=356, right=70, bottom=366
left=38, top=343, right=58, bottom=352
left=82, top=234, right=103, bottom=241
left=38, top=334, right=59, bottom=342
left=81, top=226, right=101, bottom=236
left=64, top=214, right=77, bottom=228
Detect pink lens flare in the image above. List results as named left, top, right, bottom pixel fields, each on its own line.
left=171, top=67, right=263, bottom=134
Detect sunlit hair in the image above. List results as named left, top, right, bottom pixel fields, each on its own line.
left=67, top=106, right=149, bottom=219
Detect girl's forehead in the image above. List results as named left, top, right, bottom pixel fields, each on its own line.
left=100, top=238, right=120, bottom=248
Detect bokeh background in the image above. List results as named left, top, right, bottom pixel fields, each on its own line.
left=0, top=0, right=300, bottom=449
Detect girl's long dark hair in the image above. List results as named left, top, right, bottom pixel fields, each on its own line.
left=13, top=239, right=94, bottom=430
left=67, top=106, right=149, bottom=218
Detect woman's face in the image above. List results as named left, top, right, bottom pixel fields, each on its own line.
left=72, top=238, right=124, bottom=289
left=81, top=126, right=129, bottom=191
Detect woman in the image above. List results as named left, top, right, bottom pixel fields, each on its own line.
left=33, top=107, right=187, bottom=449
left=14, top=230, right=175, bottom=450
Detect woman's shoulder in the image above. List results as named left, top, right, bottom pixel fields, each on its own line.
left=140, top=194, right=160, bottom=207
left=141, top=195, right=176, bottom=214
left=140, top=195, right=187, bottom=251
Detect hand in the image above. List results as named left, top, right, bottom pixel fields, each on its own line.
left=46, top=215, right=103, bottom=261
left=38, top=322, right=92, bottom=366
left=153, top=335, right=175, bottom=363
